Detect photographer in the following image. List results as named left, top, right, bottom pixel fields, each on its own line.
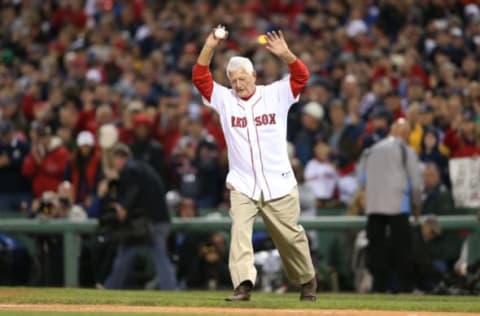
left=102, top=144, right=177, bottom=290
left=29, top=181, right=86, bottom=285
left=30, top=181, right=86, bottom=220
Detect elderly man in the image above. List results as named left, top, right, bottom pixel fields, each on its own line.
left=192, top=26, right=316, bottom=301
left=358, top=119, right=423, bottom=293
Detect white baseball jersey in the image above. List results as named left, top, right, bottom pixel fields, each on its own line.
left=303, top=159, right=338, bottom=200
left=203, top=78, right=298, bottom=201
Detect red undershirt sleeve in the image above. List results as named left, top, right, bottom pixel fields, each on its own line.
left=288, top=59, right=310, bottom=98
left=192, top=63, right=214, bottom=102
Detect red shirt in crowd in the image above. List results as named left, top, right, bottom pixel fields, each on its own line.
left=22, top=145, right=71, bottom=198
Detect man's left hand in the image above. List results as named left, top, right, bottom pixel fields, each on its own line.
left=264, top=30, right=296, bottom=64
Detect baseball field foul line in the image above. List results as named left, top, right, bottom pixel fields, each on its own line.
left=0, top=304, right=477, bottom=316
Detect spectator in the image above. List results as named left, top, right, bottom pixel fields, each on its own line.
left=22, top=124, right=71, bottom=198
left=411, top=215, right=445, bottom=292
left=420, top=128, right=450, bottom=186
left=328, top=98, right=363, bottom=174
left=304, top=140, right=338, bottom=207
left=65, top=131, right=102, bottom=210
left=454, top=211, right=480, bottom=289
left=446, top=109, right=480, bottom=157
left=55, top=181, right=87, bottom=221
left=103, top=144, right=177, bottom=290
left=174, top=199, right=229, bottom=289
left=347, top=189, right=366, bottom=216
left=361, top=107, right=391, bottom=150
left=383, top=91, right=405, bottom=121
left=358, top=119, right=423, bottom=293
left=0, top=120, right=31, bottom=212
left=291, top=158, right=319, bottom=252
left=294, top=101, right=330, bottom=166
left=129, top=113, right=166, bottom=182
left=171, top=118, right=221, bottom=208
left=422, top=163, right=455, bottom=216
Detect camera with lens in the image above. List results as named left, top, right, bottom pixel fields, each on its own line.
left=38, top=193, right=56, bottom=216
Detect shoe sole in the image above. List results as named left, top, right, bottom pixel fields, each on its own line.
left=225, top=298, right=250, bottom=302
left=300, top=296, right=317, bottom=302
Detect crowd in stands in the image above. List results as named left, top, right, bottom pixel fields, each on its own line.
left=1, top=0, right=480, bottom=291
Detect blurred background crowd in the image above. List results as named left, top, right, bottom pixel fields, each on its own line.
left=1, top=0, right=480, bottom=293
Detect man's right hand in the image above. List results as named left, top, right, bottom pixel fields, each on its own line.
left=196, top=25, right=227, bottom=66
left=205, top=25, right=227, bottom=48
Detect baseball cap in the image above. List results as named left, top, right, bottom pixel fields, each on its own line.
left=76, top=131, right=95, bottom=147
left=450, top=27, right=463, bottom=37
left=346, top=20, right=367, bottom=37
left=303, top=102, right=324, bottom=121
left=133, top=113, right=152, bottom=128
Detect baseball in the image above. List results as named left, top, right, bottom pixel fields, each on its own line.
left=214, top=28, right=227, bottom=39
left=257, top=34, right=267, bottom=45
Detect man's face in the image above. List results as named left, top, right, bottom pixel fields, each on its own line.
left=134, top=124, right=150, bottom=140
left=39, top=135, right=51, bottom=149
left=330, top=106, right=345, bottom=126
left=385, top=96, right=400, bottom=112
left=372, top=117, right=388, bottom=131
left=301, top=113, right=319, bottom=131
left=112, top=156, right=127, bottom=172
left=419, top=112, right=434, bottom=126
left=228, top=68, right=256, bottom=99
left=421, top=224, right=435, bottom=242
left=79, top=145, right=92, bottom=156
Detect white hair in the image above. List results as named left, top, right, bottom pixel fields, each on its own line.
left=226, top=56, right=254, bottom=79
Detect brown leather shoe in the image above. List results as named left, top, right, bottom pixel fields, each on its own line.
left=225, top=281, right=252, bottom=302
left=300, top=277, right=317, bottom=301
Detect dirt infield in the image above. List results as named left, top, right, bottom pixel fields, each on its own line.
left=0, top=304, right=476, bottom=316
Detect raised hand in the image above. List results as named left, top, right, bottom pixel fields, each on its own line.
left=205, top=25, right=228, bottom=49
left=264, top=30, right=296, bottom=63
left=197, top=25, right=228, bottom=66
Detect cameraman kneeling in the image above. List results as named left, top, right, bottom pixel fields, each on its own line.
left=103, top=144, right=177, bottom=290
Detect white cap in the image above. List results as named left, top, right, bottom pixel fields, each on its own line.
left=450, top=27, right=462, bottom=37
left=127, top=100, right=144, bottom=112
left=346, top=20, right=368, bottom=37
left=344, top=74, right=357, bottom=84
left=76, top=130, right=95, bottom=146
left=86, top=68, right=102, bottom=83
left=433, top=19, right=448, bottom=30
left=465, top=4, right=480, bottom=18
left=303, top=102, right=324, bottom=121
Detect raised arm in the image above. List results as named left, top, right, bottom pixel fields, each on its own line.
left=264, top=30, right=309, bottom=98
left=192, top=26, right=227, bottom=102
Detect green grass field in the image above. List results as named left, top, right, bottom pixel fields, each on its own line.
left=0, top=288, right=479, bottom=315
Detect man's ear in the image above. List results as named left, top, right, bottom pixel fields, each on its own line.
left=252, top=71, right=257, bottom=81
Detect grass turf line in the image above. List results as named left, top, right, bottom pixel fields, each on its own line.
left=0, top=313, right=205, bottom=316
left=0, top=288, right=479, bottom=313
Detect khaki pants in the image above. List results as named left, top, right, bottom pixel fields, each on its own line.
left=228, top=187, right=315, bottom=288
